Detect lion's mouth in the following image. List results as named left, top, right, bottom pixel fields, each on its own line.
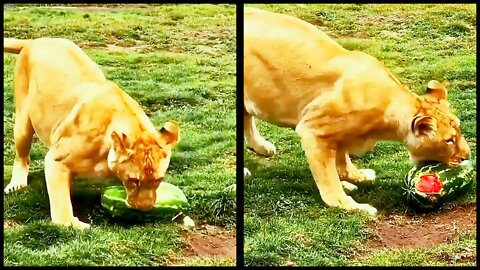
left=127, top=197, right=155, bottom=211
left=447, top=161, right=461, bottom=168
left=129, top=202, right=154, bottom=211
left=447, top=157, right=470, bottom=168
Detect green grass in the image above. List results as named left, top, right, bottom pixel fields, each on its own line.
left=244, top=4, right=476, bottom=266
left=3, top=4, right=236, bottom=266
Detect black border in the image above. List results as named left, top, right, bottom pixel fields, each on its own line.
left=236, top=3, right=244, bottom=267
left=2, top=2, right=240, bottom=269
left=3, top=1, right=480, bottom=268
left=235, top=3, right=244, bottom=268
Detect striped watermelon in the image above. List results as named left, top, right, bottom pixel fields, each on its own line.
left=403, top=160, right=475, bottom=209
left=101, top=182, right=189, bottom=220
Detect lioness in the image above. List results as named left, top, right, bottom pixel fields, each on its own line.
left=244, top=8, right=470, bottom=215
left=4, top=37, right=180, bottom=229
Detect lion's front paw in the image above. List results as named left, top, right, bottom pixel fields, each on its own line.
left=5, top=165, right=29, bottom=194
left=4, top=181, right=28, bottom=194
left=341, top=168, right=376, bottom=184
left=252, top=140, right=276, bottom=157
left=341, top=181, right=358, bottom=193
left=53, top=217, right=91, bottom=230
left=71, top=217, right=91, bottom=230
left=244, top=167, right=251, bottom=177
left=323, top=194, right=377, bottom=217
left=359, top=169, right=376, bottom=182
left=355, top=203, right=378, bottom=217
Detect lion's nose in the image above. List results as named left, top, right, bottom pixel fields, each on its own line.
left=460, top=152, right=470, bottom=162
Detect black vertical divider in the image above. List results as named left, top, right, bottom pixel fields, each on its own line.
left=235, top=2, right=245, bottom=268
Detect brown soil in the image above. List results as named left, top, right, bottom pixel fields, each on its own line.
left=361, top=15, right=414, bottom=25
left=24, top=4, right=151, bottom=12
left=183, top=226, right=236, bottom=257
left=366, top=204, right=476, bottom=249
left=167, top=223, right=236, bottom=265
left=104, top=44, right=149, bottom=53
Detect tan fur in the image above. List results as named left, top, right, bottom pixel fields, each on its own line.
left=4, top=37, right=180, bottom=229
left=244, top=8, right=470, bottom=216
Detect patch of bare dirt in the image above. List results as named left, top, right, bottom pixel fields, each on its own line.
left=366, top=204, right=476, bottom=249
left=46, top=6, right=116, bottom=12
left=360, top=15, right=414, bottom=25
left=24, top=4, right=151, bottom=12
left=337, top=37, right=373, bottom=43
left=307, top=17, right=325, bottom=27
left=104, top=44, right=149, bottom=53
left=167, top=223, right=236, bottom=265
left=183, top=224, right=236, bottom=258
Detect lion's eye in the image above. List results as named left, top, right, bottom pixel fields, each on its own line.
left=130, top=178, right=140, bottom=187
left=445, top=138, right=455, bottom=145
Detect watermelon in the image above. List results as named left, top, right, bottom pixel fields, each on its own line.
left=101, top=182, right=189, bottom=220
left=403, top=160, right=475, bottom=209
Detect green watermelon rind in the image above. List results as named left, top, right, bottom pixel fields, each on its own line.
left=403, top=161, right=475, bottom=209
left=101, top=182, right=189, bottom=219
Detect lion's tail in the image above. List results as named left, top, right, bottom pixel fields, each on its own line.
left=4, top=38, right=30, bottom=54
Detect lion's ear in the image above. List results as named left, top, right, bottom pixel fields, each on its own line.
left=160, top=121, right=180, bottom=147
left=110, top=131, right=134, bottom=162
left=426, top=80, right=447, bottom=101
left=111, top=131, right=131, bottom=153
left=411, top=115, right=437, bottom=138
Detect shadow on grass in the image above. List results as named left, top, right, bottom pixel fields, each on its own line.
left=5, top=169, right=236, bottom=228
left=245, top=153, right=476, bottom=217
left=4, top=221, right=80, bottom=251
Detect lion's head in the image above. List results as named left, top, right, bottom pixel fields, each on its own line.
left=107, top=121, right=180, bottom=210
left=406, top=80, right=470, bottom=167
